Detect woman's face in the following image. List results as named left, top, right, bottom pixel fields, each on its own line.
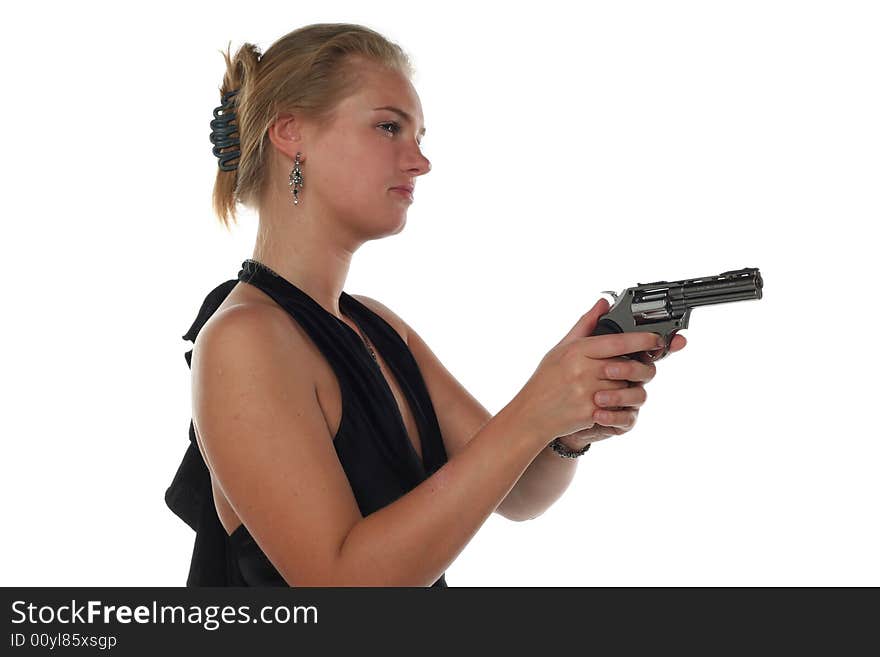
left=298, top=62, right=431, bottom=240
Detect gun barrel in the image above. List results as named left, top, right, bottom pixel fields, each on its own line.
left=631, top=267, right=762, bottom=321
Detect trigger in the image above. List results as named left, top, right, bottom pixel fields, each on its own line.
left=601, top=289, right=619, bottom=302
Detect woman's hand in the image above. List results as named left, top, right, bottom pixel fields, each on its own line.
left=555, top=333, right=687, bottom=448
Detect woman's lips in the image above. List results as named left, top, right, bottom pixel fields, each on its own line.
left=390, top=187, right=414, bottom=200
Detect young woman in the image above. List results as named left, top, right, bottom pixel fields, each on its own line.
left=165, top=22, right=686, bottom=587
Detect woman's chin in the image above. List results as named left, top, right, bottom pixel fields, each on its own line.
left=388, top=214, right=407, bottom=236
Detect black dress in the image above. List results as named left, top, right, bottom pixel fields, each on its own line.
left=165, top=260, right=449, bottom=586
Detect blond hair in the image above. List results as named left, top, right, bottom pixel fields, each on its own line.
left=211, top=23, right=415, bottom=229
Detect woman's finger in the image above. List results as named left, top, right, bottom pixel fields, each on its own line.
left=593, top=408, right=639, bottom=429
left=594, top=385, right=647, bottom=410
left=604, top=358, right=656, bottom=382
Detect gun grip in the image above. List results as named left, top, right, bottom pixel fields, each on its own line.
left=591, top=317, right=622, bottom=337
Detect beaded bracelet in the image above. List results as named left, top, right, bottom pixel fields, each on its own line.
left=550, top=437, right=592, bottom=459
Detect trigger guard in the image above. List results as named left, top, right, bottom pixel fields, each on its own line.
left=645, top=337, right=673, bottom=361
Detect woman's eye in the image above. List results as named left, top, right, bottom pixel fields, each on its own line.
left=379, top=121, right=401, bottom=136
left=379, top=121, right=423, bottom=148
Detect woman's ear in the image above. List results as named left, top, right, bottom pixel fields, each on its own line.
left=267, top=113, right=306, bottom=161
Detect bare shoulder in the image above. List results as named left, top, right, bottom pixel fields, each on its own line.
left=195, top=290, right=313, bottom=368
left=350, top=294, right=410, bottom=344
left=191, top=301, right=322, bottom=436
left=191, top=301, right=319, bottom=425
left=207, top=284, right=295, bottom=338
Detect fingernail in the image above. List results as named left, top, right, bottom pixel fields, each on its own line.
left=656, top=338, right=665, bottom=348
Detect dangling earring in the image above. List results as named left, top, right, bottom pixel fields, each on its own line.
left=288, top=152, right=303, bottom=205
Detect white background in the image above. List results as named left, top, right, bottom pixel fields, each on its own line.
left=2, top=0, right=877, bottom=586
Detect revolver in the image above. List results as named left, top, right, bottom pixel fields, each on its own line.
left=592, top=267, right=764, bottom=361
